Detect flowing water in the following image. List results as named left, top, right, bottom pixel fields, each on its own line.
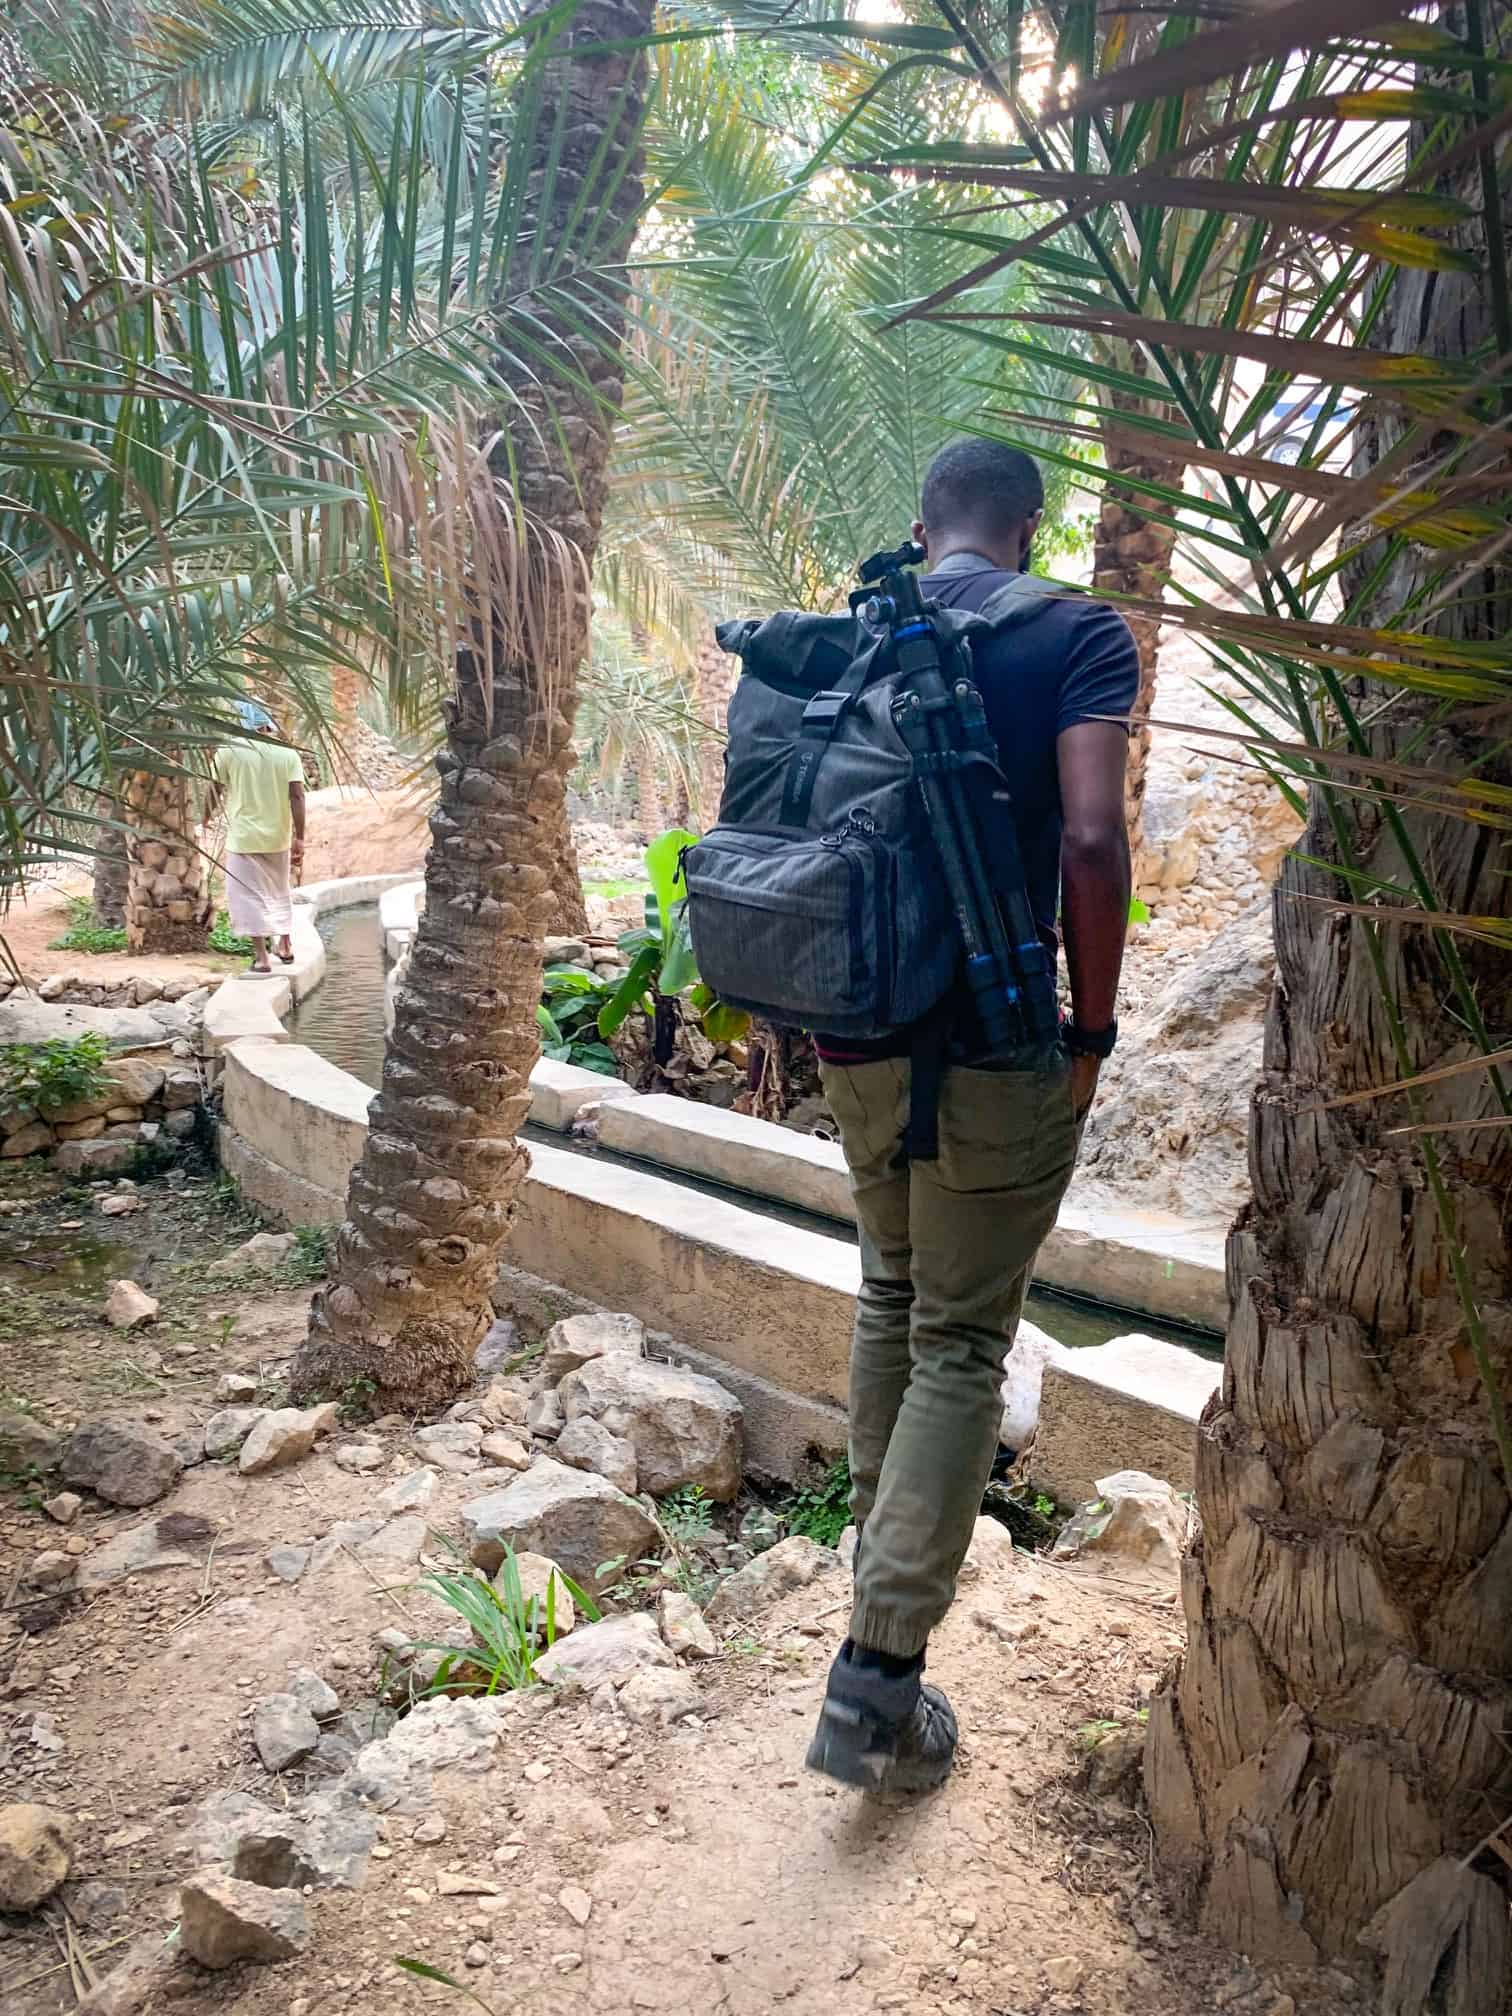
left=287, top=904, right=390, bottom=1090
left=286, top=903, right=1221, bottom=1358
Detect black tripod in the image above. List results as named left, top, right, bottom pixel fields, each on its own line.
left=853, top=539, right=1058, bottom=1057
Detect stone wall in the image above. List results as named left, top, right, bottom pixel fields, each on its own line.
left=0, top=1048, right=202, bottom=1170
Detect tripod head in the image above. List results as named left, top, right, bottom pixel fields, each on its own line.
left=851, top=538, right=929, bottom=627
left=856, top=538, right=926, bottom=586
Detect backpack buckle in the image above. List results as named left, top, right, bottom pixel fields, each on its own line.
left=800, top=691, right=851, bottom=731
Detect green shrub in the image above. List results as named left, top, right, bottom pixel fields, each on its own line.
left=660, top=1483, right=714, bottom=1545
left=285, top=1223, right=334, bottom=1282
left=407, top=1543, right=599, bottom=1696
left=784, top=1458, right=852, bottom=1548
left=1, top=1032, right=112, bottom=1113
left=48, top=898, right=128, bottom=954
left=209, top=909, right=253, bottom=956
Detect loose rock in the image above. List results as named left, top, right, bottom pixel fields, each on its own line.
left=478, top=1379, right=528, bottom=1428
left=560, top=1352, right=742, bottom=1499
left=208, top=1231, right=297, bottom=1277
left=288, top=1668, right=340, bottom=1720
left=526, top=1389, right=564, bottom=1441
left=190, top=1788, right=375, bottom=1892
left=542, top=1310, right=644, bottom=1382
left=657, top=1589, right=717, bottom=1661
left=0, top=1802, right=72, bottom=1910
left=239, top=1403, right=338, bottom=1475
left=265, top=1544, right=310, bottom=1585
left=103, top=1280, right=159, bottom=1330
left=75, top=1516, right=202, bottom=1592
left=462, top=1458, right=659, bottom=1596
left=618, top=1667, right=702, bottom=1727
left=43, top=1491, right=82, bottom=1526
left=203, top=1406, right=269, bottom=1460
left=62, top=1419, right=181, bottom=1507
left=706, top=1536, right=841, bottom=1628
left=478, top=1431, right=531, bottom=1472
left=0, top=1408, right=63, bottom=1473
left=333, top=1442, right=385, bottom=1475
left=1051, top=1469, right=1189, bottom=1582
left=534, top=1613, right=675, bottom=1693
left=215, top=1373, right=259, bottom=1404
left=179, top=1870, right=309, bottom=1969
left=555, top=1415, right=638, bottom=1495
left=413, top=1420, right=483, bottom=1472
left=253, top=1693, right=321, bottom=1772
left=55, top=1138, right=140, bottom=1177
left=558, top=1883, right=593, bottom=1927
left=378, top=1468, right=437, bottom=1515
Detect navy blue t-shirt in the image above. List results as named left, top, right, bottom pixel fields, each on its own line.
left=813, top=552, right=1139, bottom=1062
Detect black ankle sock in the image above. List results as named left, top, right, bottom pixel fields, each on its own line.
left=843, top=1638, right=923, bottom=1683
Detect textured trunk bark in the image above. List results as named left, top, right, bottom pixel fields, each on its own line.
left=291, top=0, right=653, bottom=1413
left=123, top=765, right=211, bottom=953
left=92, top=816, right=128, bottom=928
left=1091, top=409, right=1184, bottom=879
left=695, top=627, right=735, bottom=832
left=1147, top=65, right=1512, bottom=2006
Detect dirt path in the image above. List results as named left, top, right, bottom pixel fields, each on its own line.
left=1, top=1171, right=1331, bottom=2016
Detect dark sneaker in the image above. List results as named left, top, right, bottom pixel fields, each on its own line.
left=805, top=1649, right=958, bottom=1795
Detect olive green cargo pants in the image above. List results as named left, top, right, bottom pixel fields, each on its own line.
left=820, top=1051, right=1080, bottom=1658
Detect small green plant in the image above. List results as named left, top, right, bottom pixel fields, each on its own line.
left=286, top=1223, right=333, bottom=1282
left=1, top=1462, right=47, bottom=1511
left=784, top=1458, right=852, bottom=1548
left=209, top=909, right=253, bottom=957
left=660, top=1483, right=714, bottom=1545
left=596, top=829, right=750, bottom=1065
left=47, top=897, right=127, bottom=954
left=394, top=1957, right=503, bottom=2014
left=335, top=1375, right=377, bottom=1425
left=409, top=1542, right=600, bottom=1695
left=537, top=963, right=620, bottom=1075
left=597, top=1549, right=666, bottom=1608
left=1, top=1032, right=112, bottom=1114
left=1032, top=1493, right=1056, bottom=1521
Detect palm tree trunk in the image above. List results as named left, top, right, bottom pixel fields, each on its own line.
left=123, top=765, right=211, bottom=954
left=1092, top=406, right=1183, bottom=879
left=92, top=815, right=128, bottom=928
left=1146, top=118, right=1512, bottom=2000
left=695, top=627, right=734, bottom=831
left=291, top=0, right=653, bottom=1413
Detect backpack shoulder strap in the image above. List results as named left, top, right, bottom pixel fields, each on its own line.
left=969, top=574, right=1066, bottom=631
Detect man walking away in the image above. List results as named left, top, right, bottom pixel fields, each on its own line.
left=806, top=438, right=1137, bottom=1795
left=210, top=702, right=306, bottom=974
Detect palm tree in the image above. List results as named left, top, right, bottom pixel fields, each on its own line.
left=292, top=0, right=658, bottom=1410
left=844, top=0, right=1512, bottom=1984
left=0, top=59, right=494, bottom=910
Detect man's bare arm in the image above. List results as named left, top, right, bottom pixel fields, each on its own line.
left=1057, top=719, right=1130, bottom=1034
left=289, top=780, right=306, bottom=864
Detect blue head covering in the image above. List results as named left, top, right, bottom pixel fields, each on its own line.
left=235, top=699, right=275, bottom=732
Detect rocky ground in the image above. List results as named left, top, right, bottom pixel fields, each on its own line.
left=0, top=1161, right=1352, bottom=2016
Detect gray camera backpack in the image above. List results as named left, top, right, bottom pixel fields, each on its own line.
left=683, top=573, right=1056, bottom=1044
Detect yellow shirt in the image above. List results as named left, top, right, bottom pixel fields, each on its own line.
left=214, top=740, right=304, bottom=854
